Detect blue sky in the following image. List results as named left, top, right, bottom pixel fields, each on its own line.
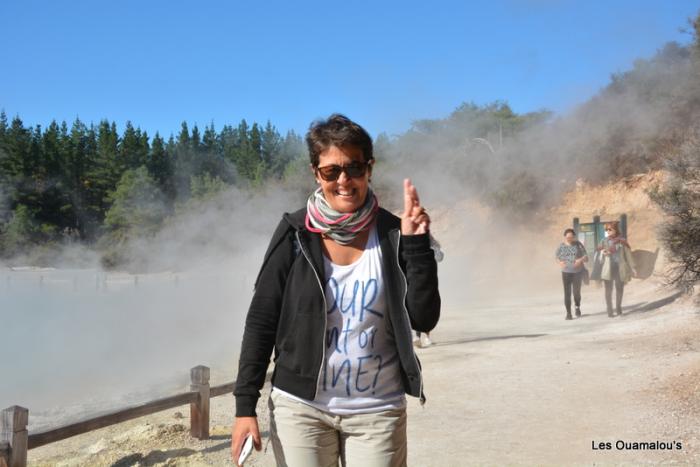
left=1, top=0, right=697, bottom=139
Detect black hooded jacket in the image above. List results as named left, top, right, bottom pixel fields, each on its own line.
left=234, top=207, right=441, bottom=417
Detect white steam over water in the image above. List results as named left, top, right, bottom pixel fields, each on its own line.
left=0, top=265, right=259, bottom=430
left=0, top=186, right=305, bottom=430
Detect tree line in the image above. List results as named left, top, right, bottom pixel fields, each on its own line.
left=0, top=114, right=305, bottom=261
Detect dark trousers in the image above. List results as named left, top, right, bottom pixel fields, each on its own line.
left=604, top=262, right=625, bottom=313
left=562, top=271, right=582, bottom=314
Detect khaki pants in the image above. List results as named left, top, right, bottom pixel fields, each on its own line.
left=268, top=390, right=407, bottom=467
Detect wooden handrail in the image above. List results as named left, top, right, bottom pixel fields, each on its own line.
left=2, top=367, right=273, bottom=466
left=210, top=382, right=235, bottom=398
left=27, top=391, right=197, bottom=449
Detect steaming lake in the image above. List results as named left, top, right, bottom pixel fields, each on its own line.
left=0, top=266, right=253, bottom=430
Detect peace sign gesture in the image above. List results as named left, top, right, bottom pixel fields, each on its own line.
left=401, top=178, right=430, bottom=235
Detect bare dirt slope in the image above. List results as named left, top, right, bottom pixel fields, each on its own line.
left=547, top=171, right=666, bottom=252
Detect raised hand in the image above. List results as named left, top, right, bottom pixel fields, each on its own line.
left=401, top=178, right=430, bottom=235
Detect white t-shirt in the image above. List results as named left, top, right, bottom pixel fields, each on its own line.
left=274, top=224, right=406, bottom=414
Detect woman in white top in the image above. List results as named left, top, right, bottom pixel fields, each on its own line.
left=231, top=114, right=441, bottom=467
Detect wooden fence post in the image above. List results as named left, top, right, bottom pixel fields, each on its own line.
left=189, top=366, right=210, bottom=440
left=1, top=406, right=28, bottom=467
left=1, top=441, right=9, bottom=467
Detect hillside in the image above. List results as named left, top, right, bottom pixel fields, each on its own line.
left=547, top=171, right=665, bottom=253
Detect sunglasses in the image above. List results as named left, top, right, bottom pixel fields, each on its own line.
left=315, top=162, right=370, bottom=182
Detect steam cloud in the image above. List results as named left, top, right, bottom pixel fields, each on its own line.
left=1, top=39, right=691, bottom=428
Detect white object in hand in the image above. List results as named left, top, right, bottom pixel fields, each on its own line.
left=238, top=434, right=254, bottom=466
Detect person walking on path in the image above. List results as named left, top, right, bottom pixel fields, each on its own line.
left=597, top=221, right=636, bottom=317
left=555, top=228, right=589, bottom=320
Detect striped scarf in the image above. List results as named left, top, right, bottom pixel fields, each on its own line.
left=607, top=236, right=627, bottom=255
left=305, top=187, right=379, bottom=245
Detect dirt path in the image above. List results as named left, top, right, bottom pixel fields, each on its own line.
left=408, top=279, right=699, bottom=465
left=28, top=278, right=699, bottom=466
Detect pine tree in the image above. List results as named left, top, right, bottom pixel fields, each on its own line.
left=221, top=124, right=238, bottom=166
left=0, top=117, right=32, bottom=213
left=233, top=119, right=251, bottom=179
left=178, top=121, right=190, bottom=147
left=173, top=121, right=197, bottom=201
left=190, top=172, right=227, bottom=201
left=0, top=110, right=8, bottom=141
left=1, top=204, right=39, bottom=256
left=38, top=121, right=66, bottom=231
left=25, top=125, right=43, bottom=216
left=1, top=117, right=31, bottom=178
left=202, top=122, right=218, bottom=154
left=148, top=132, right=175, bottom=200
left=87, top=120, right=124, bottom=223
left=250, top=122, right=262, bottom=161
left=120, top=121, right=148, bottom=169
left=232, top=120, right=263, bottom=181
left=261, top=121, right=283, bottom=178
left=0, top=111, right=9, bottom=172
left=279, top=130, right=305, bottom=172
left=103, top=166, right=167, bottom=243
left=139, top=129, right=150, bottom=164
left=191, top=124, right=201, bottom=153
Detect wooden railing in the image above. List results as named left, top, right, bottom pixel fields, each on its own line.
left=1, top=365, right=255, bottom=467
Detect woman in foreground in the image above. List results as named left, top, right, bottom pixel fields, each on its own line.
left=231, top=114, right=441, bottom=466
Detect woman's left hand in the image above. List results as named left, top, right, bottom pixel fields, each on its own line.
left=401, top=178, right=430, bottom=235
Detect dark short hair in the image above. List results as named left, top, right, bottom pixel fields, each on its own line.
left=306, top=114, right=373, bottom=167
left=563, top=228, right=576, bottom=236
